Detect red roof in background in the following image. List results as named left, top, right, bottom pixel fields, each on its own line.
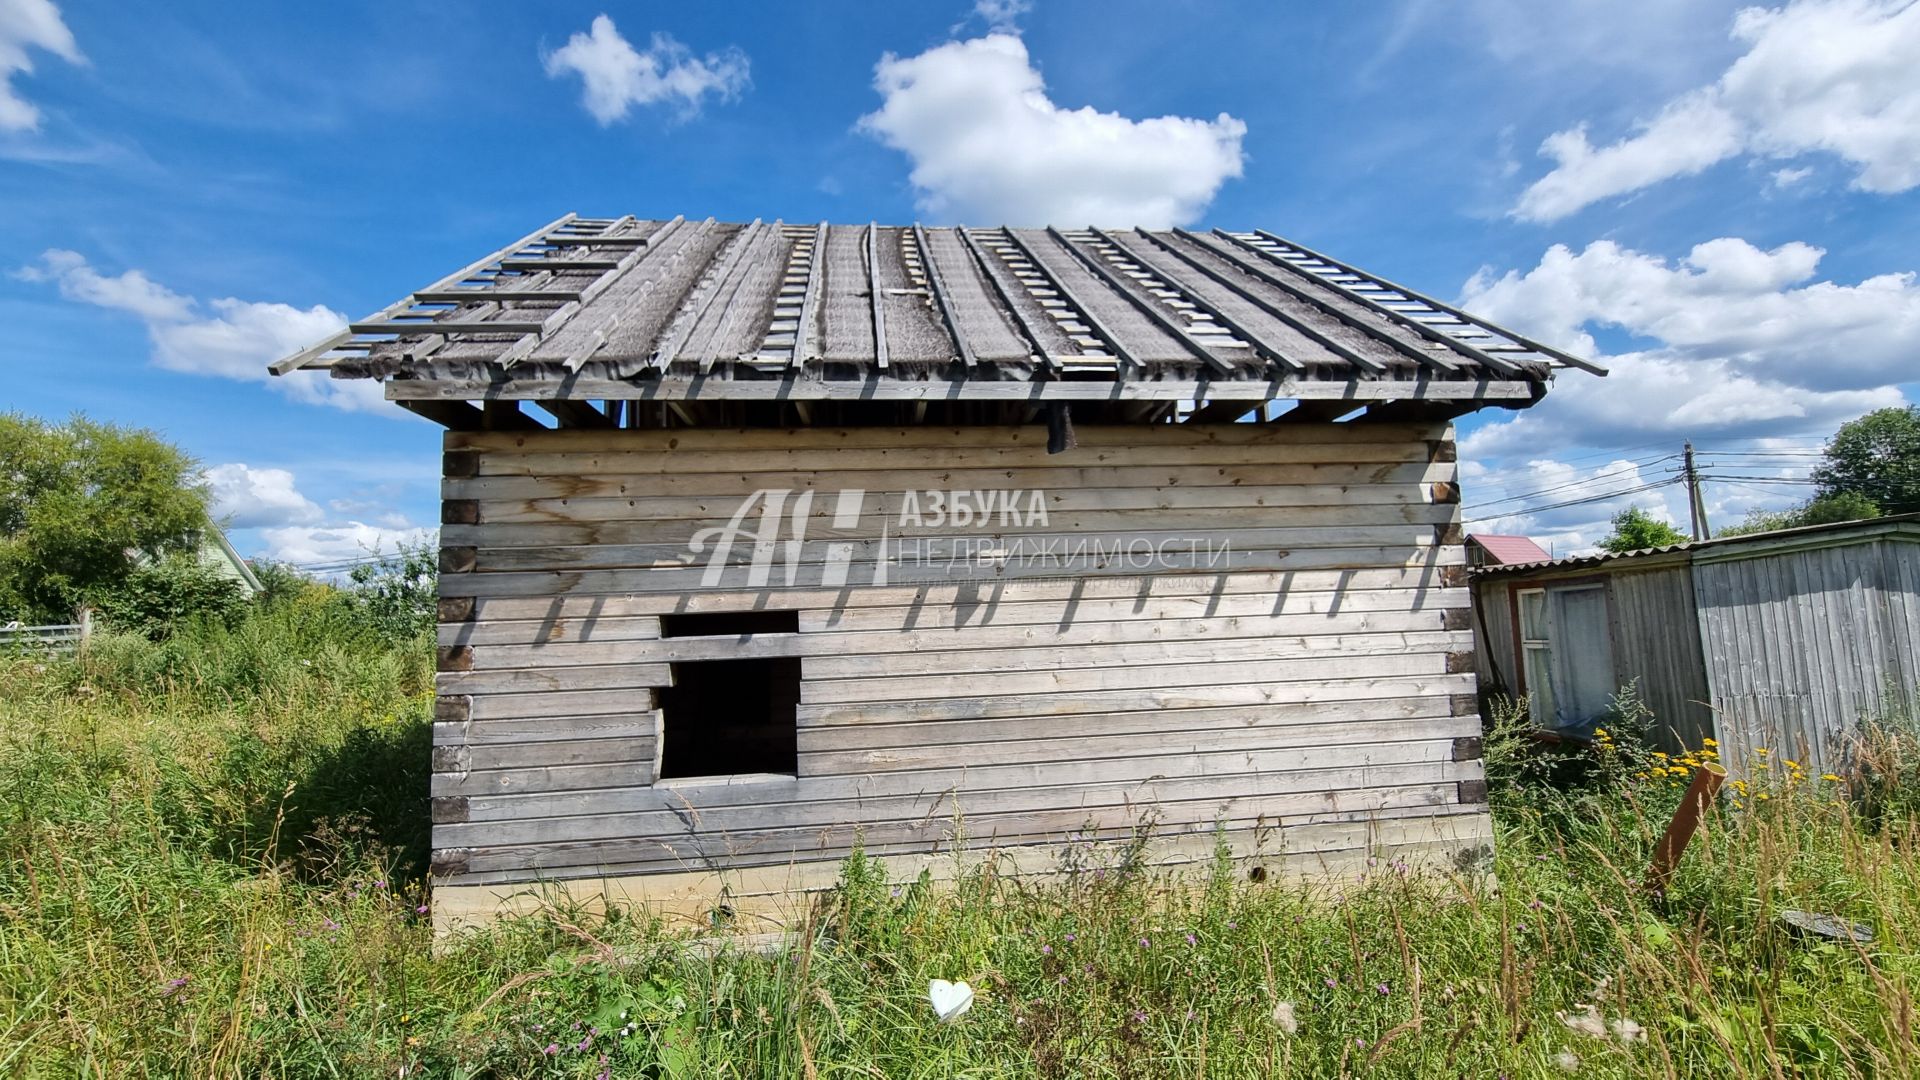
left=1469, top=534, right=1553, bottom=565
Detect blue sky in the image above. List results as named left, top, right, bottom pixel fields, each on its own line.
left=3, top=0, right=1916, bottom=562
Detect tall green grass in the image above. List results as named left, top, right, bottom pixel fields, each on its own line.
left=0, top=608, right=1915, bottom=1077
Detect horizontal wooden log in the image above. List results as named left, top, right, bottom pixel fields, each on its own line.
left=794, top=672, right=1478, bottom=725
left=452, top=568, right=1458, bottom=621
left=448, top=797, right=1494, bottom=882
left=801, top=651, right=1445, bottom=706
left=468, top=440, right=1436, bottom=478
left=446, top=422, right=1452, bottom=453
left=452, top=611, right=1464, bottom=669
left=437, top=751, right=1482, bottom=849
left=437, top=664, right=672, bottom=696
left=438, top=546, right=1465, bottom=596
left=443, top=460, right=1453, bottom=502
left=796, top=693, right=1457, bottom=751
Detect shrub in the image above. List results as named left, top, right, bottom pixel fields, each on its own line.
left=93, top=550, right=250, bottom=638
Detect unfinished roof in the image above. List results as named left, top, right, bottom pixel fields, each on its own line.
left=269, top=214, right=1604, bottom=424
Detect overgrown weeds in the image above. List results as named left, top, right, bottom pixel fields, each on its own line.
left=0, top=613, right=1916, bottom=1076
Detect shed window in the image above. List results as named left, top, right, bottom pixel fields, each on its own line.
left=1516, top=585, right=1616, bottom=731
left=655, top=611, right=800, bottom=781
left=1518, top=589, right=1555, bottom=726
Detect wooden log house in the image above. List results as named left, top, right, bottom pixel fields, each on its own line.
left=271, top=216, right=1603, bottom=930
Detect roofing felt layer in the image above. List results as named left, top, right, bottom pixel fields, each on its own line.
left=270, top=213, right=1604, bottom=405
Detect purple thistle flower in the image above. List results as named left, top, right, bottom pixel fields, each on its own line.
left=1133, top=1010, right=1148, bottom=1023
left=1376, top=983, right=1390, bottom=996
left=1185, top=933, right=1197, bottom=946
left=1355, top=1037, right=1368, bottom=1048
left=1064, top=932, right=1076, bottom=943
left=321, top=917, right=340, bottom=932
left=373, top=880, right=386, bottom=889
left=1324, top=978, right=1337, bottom=989
left=416, top=904, right=429, bottom=915
left=542, top=1043, right=559, bottom=1056
left=1139, top=937, right=1150, bottom=948
left=1041, top=944, right=1052, bottom=955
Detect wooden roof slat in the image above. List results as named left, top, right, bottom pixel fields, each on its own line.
left=1047, top=227, right=1233, bottom=376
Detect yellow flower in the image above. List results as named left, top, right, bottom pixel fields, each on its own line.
left=1755, top=747, right=1770, bottom=755
left=1653, top=751, right=1670, bottom=760
left=1784, top=759, right=1801, bottom=770
left=1702, top=738, right=1719, bottom=748
left=1758, top=793, right=1772, bottom=801
left=1822, top=773, right=1842, bottom=782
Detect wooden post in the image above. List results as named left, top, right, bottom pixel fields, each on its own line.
left=1647, top=763, right=1726, bottom=895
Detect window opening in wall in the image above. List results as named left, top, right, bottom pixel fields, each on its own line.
left=656, top=610, right=800, bottom=780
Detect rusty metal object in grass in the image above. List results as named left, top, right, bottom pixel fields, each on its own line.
left=1646, top=762, right=1727, bottom=895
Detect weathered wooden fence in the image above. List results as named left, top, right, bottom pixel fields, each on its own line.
left=0, top=613, right=90, bottom=652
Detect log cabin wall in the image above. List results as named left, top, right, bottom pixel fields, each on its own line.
left=429, top=421, right=1490, bottom=928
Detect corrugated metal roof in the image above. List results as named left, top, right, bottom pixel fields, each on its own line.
left=1468, top=534, right=1553, bottom=564
left=268, top=213, right=1604, bottom=407
left=1470, top=513, right=1920, bottom=578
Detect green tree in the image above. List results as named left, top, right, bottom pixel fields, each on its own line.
left=0, top=413, right=211, bottom=622
left=1597, top=505, right=1689, bottom=554
left=1813, top=405, right=1920, bottom=515
left=1719, top=491, right=1882, bottom=537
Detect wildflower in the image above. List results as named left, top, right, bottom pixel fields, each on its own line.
left=1227, top=920, right=1238, bottom=930
left=416, top=905, right=429, bottom=915
left=1324, top=977, right=1337, bottom=989
left=1355, top=1037, right=1368, bottom=1049
left=1785, top=759, right=1801, bottom=769
left=1555, top=1050, right=1581, bottom=1072
left=1822, top=773, right=1842, bottom=782
left=1528, top=899, right=1543, bottom=910
left=1755, top=747, right=1770, bottom=755
left=543, top=1044, right=559, bottom=1056
left=322, top=917, right=340, bottom=932
left=1139, top=937, right=1150, bottom=948
left=1611, top=1017, right=1646, bottom=1044
left=1559, top=1004, right=1607, bottom=1039
left=1271, top=1000, right=1299, bottom=1034
left=1185, top=934, right=1197, bottom=946
left=1702, top=738, right=1718, bottom=747
left=1133, top=1010, right=1149, bottom=1023
left=1041, top=944, right=1052, bottom=956
left=1375, top=983, right=1390, bottom=996
left=373, top=880, right=387, bottom=889
left=1064, top=933, right=1075, bottom=942
left=160, top=976, right=189, bottom=998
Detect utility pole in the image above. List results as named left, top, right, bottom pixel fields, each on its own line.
left=1683, top=441, right=1710, bottom=541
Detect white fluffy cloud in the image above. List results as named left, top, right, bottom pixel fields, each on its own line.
left=257, top=521, right=436, bottom=569
left=544, top=15, right=748, bottom=124
left=1461, top=237, right=1920, bottom=393
left=1457, top=234, right=1912, bottom=550
left=16, top=248, right=384, bottom=413
left=203, top=463, right=324, bottom=529
left=1514, top=0, right=1920, bottom=220
left=859, top=34, right=1246, bottom=227
left=0, top=0, right=81, bottom=132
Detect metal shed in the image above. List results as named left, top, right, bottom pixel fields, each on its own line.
left=271, top=214, right=1603, bottom=930
left=1471, top=515, right=1920, bottom=775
